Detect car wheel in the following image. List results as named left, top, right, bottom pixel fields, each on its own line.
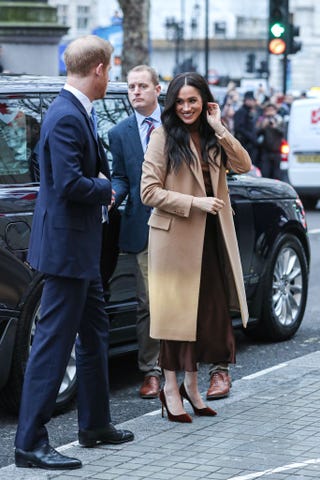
left=246, top=233, right=308, bottom=341
left=0, top=279, right=77, bottom=414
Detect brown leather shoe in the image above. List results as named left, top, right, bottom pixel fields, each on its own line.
left=206, top=371, right=231, bottom=400
left=139, top=375, right=160, bottom=399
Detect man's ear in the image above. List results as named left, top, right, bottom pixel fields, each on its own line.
left=95, top=63, right=104, bottom=76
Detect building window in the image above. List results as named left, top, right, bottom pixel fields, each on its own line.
left=77, top=5, right=90, bottom=30
left=214, top=21, right=227, bottom=37
left=56, top=4, right=69, bottom=26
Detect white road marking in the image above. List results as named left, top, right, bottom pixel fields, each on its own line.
left=227, top=458, right=320, bottom=480
left=308, top=228, right=320, bottom=234
left=57, top=440, right=78, bottom=451
left=242, top=362, right=287, bottom=380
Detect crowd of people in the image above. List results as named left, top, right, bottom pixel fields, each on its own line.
left=16, top=33, right=302, bottom=472
left=221, top=81, right=296, bottom=180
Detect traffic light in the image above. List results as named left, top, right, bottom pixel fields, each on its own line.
left=256, top=60, right=269, bottom=77
left=268, top=0, right=288, bottom=55
left=246, top=53, right=255, bottom=73
left=288, top=22, right=302, bottom=54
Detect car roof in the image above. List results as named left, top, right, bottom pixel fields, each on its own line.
left=0, top=75, right=128, bottom=95
left=292, top=97, right=320, bottom=107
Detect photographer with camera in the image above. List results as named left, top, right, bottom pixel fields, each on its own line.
left=256, top=103, right=284, bottom=180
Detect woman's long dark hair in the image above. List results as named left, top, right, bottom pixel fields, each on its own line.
left=161, top=72, right=220, bottom=173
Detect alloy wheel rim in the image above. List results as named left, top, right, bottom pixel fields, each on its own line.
left=272, top=246, right=303, bottom=327
left=30, top=303, right=76, bottom=398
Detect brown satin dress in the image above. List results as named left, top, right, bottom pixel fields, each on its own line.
left=158, top=129, right=236, bottom=372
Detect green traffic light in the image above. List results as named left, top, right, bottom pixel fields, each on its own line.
left=270, top=22, right=285, bottom=38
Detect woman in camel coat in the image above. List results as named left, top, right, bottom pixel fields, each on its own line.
left=140, top=72, right=251, bottom=423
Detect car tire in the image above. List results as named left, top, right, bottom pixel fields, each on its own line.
left=0, top=279, right=77, bottom=414
left=245, top=233, right=309, bottom=341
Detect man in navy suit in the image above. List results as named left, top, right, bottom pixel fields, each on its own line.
left=108, top=66, right=162, bottom=398
left=14, top=35, right=133, bottom=471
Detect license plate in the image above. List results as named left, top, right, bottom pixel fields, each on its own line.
left=296, top=154, right=320, bottom=163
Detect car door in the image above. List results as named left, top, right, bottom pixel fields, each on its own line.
left=227, top=174, right=255, bottom=288
left=94, top=94, right=138, bottom=351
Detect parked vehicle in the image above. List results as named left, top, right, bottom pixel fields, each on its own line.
left=287, top=97, right=320, bottom=209
left=0, top=75, right=310, bottom=414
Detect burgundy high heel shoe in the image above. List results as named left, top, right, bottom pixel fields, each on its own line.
left=179, top=383, right=217, bottom=417
left=159, top=389, right=192, bottom=423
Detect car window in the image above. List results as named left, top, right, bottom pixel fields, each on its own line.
left=0, top=91, right=132, bottom=185
left=94, top=96, right=132, bottom=167
left=0, top=96, right=42, bottom=184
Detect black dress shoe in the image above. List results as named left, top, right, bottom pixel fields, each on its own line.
left=78, top=423, right=134, bottom=447
left=15, top=443, right=82, bottom=470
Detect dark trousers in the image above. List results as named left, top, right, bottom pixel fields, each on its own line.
left=260, top=152, right=281, bottom=180
left=135, top=247, right=161, bottom=377
left=15, top=275, right=111, bottom=451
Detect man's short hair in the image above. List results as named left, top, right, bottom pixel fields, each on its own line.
left=263, top=102, right=278, bottom=112
left=243, top=91, right=255, bottom=101
left=127, top=65, right=159, bottom=86
left=64, top=35, right=113, bottom=77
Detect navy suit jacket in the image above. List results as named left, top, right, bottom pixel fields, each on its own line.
left=28, top=89, right=112, bottom=279
left=108, top=114, right=152, bottom=253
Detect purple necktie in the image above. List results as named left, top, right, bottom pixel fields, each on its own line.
left=144, top=117, right=155, bottom=145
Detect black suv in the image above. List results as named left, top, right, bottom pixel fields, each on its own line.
left=0, top=75, right=310, bottom=414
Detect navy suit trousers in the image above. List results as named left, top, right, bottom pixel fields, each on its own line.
left=15, top=275, right=111, bottom=451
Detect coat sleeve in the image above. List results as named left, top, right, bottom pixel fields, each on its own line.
left=108, top=126, right=130, bottom=207
left=216, top=127, right=252, bottom=174
left=141, top=128, right=194, bottom=217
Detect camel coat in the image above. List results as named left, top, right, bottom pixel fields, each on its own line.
left=140, top=126, right=252, bottom=341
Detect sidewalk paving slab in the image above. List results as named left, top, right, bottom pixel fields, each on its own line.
left=1, top=350, right=320, bottom=480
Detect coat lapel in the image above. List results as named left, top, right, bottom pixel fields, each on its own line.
left=127, top=115, right=144, bottom=160
left=61, top=89, right=98, bottom=142
left=209, top=156, right=220, bottom=197
left=189, top=139, right=221, bottom=196
left=189, top=139, right=206, bottom=194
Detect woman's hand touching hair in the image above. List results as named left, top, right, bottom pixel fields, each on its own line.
left=207, top=102, right=226, bottom=136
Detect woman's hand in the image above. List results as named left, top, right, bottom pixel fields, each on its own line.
left=192, top=196, right=225, bottom=215
left=207, top=102, right=225, bottom=136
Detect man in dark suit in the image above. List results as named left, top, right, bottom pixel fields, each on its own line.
left=14, top=35, right=133, bottom=471
left=233, top=90, right=259, bottom=166
left=108, top=65, right=162, bottom=399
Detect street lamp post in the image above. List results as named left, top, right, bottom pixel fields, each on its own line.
left=165, top=16, right=184, bottom=75
left=204, top=0, right=209, bottom=80
left=190, top=2, right=200, bottom=71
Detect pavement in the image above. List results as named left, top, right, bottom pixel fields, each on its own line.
left=1, top=350, right=320, bottom=480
